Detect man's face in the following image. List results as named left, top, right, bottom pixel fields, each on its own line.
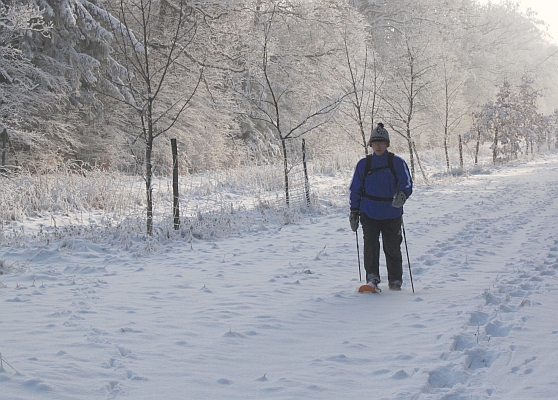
left=370, top=141, right=389, bottom=156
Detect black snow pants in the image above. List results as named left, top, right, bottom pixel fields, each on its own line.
left=360, top=213, right=403, bottom=284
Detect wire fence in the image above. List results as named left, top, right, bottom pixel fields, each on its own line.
left=0, top=137, right=352, bottom=245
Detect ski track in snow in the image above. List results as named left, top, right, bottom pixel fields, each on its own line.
left=1, top=155, right=558, bottom=399
left=405, top=157, right=558, bottom=399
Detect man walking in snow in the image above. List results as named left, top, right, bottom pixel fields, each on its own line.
left=349, top=123, right=413, bottom=291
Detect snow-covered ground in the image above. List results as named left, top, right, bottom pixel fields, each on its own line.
left=2, top=152, right=558, bottom=399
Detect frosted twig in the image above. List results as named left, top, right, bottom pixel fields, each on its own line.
left=315, top=245, right=327, bottom=260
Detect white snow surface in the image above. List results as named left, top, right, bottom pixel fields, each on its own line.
left=2, top=153, right=558, bottom=399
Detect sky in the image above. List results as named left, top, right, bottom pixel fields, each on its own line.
left=2, top=150, right=558, bottom=399
left=485, top=0, right=558, bottom=43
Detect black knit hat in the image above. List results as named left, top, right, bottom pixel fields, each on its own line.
left=368, top=123, right=390, bottom=145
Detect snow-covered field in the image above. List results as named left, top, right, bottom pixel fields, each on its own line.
left=2, top=152, right=558, bottom=399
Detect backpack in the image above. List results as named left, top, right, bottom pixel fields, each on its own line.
left=362, top=152, right=398, bottom=202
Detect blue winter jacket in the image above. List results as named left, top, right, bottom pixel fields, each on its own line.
left=349, top=151, right=413, bottom=220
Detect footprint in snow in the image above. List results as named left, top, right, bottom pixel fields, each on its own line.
left=101, top=380, right=121, bottom=395
left=223, top=330, right=246, bottom=339
left=23, top=378, right=53, bottom=391
left=511, top=356, right=537, bottom=374
left=465, top=347, right=500, bottom=370
left=484, top=320, right=514, bottom=337
left=371, top=369, right=391, bottom=378
left=468, top=311, right=490, bottom=326
left=117, top=346, right=132, bottom=357
left=427, top=365, right=466, bottom=389
left=391, top=369, right=410, bottom=380
left=256, top=374, right=268, bottom=382
left=126, top=370, right=147, bottom=380
left=6, top=297, right=27, bottom=302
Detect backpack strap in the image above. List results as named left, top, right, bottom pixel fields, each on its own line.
left=362, top=152, right=398, bottom=202
left=388, top=152, right=397, bottom=184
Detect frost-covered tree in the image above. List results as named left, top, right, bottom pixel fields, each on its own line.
left=232, top=0, right=347, bottom=206
left=0, top=0, right=141, bottom=169
left=515, top=76, right=545, bottom=153
left=0, top=2, right=75, bottom=168
left=374, top=4, right=436, bottom=181
left=553, top=111, right=558, bottom=149
left=490, top=81, right=522, bottom=163
left=99, top=0, right=236, bottom=234
left=354, top=0, right=481, bottom=178
left=468, top=77, right=547, bottom=164
left=329, top=13, right=384, bottom=157
left=430, top=57, right=469, bottom=172
left=3, top=0, right=558, bottom=177
left=97, top=0, right=254, bottom=233
left=457, top=0, right=554, bottom=106
left=353, top=0, right=557, bottom=167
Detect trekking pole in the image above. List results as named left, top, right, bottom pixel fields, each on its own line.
left=401, top=217, right=414, bottom=293
left=356, top=231, right=362, bottom=282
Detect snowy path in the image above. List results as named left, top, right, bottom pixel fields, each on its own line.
left=2, top=154, right=558, bottom=399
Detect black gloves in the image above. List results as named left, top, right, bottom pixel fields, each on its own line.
left=392, top=191, right=406, bottom=208
left=349, top=210, right=360, bottom=232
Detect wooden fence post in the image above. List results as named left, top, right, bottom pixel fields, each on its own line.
left=171, top=138, right=180, bottom=230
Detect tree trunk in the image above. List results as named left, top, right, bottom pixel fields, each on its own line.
left=145, top=132, right=154, bottom=236
left=475, top=127, right=481, bottom=166
left=412, top=141, right=428, bottom=183
left=145, top=97, right=155, bottom=235
left=361, top=122, right=368, bottom=155
left=302, top=139, right=311, bottom=207
left=407, top=127, right=415, bottom=180
left=1, top=128, right=6, bottom=166
left=493, top=127, right=498, bottom=164
left=444, top=130, right=450, bottom=172
left=459, top=135, right=464, bottom=169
